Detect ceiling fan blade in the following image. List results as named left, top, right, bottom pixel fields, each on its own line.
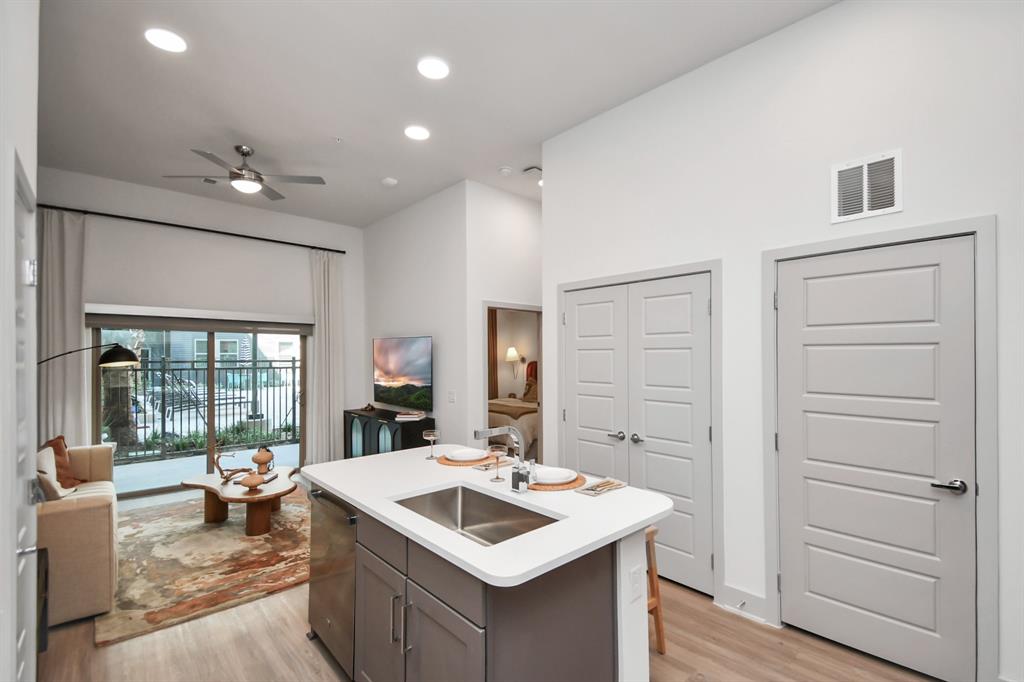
left=260, top=184, right=285, bottom=201
left=163, top=175, right=231, bottom=179
left=261, top=174, right=326, bottom=185
left=190, top=149, right=238, bottom=172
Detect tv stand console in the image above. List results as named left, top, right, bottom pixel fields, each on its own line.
left=343, top=407, right=435, bottom=459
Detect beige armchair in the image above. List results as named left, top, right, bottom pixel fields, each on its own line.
left=37, top=444, right=118, bottom=625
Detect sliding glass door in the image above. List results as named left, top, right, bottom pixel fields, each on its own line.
left=93, top=322, right=305, bottom=496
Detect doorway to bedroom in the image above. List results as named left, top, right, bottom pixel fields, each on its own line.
left=485, top=305, right=542, bottom=463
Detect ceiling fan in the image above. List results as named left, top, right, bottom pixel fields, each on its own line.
left=163, top=145, right=326, bottom=201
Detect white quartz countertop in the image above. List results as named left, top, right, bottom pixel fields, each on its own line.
left=301, top=444, right=673, bottom=587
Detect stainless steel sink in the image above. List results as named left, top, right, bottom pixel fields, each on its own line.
left=396, top=486, right=557, bottom=546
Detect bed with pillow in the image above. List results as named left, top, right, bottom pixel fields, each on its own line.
left=488, top=361, right=540, bottom=459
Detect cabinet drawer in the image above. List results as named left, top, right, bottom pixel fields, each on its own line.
left=357, top=514, right=407, bottom=573
left=408, top=542, right=486, bottom=627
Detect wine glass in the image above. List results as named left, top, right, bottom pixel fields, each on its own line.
left=487, top=444, right=508, bottom=483
left=424, top=430, right=439, bottom=460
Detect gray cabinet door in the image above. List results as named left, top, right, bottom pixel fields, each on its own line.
left=777, top=236, right=976, bottom=682
left=627, top=273, right=713, bottom=593
left=405, top=580, right=485, bottom=682
left=354, top=544, right=406, bottom=682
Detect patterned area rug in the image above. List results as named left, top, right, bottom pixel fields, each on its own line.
left=94, top=489, right=310, bottom=646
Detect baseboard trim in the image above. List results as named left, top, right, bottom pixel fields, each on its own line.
left=712, top=583, right=771, bottom=625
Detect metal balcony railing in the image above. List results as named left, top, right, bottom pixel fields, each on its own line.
left=100, top=358, right=301, bottom=464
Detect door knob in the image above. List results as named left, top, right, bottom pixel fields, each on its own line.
left=606, top=431, right=626, bottom=441
left=930, top=479, right=968, bottom=495
left=630, top=433, right=644, bottom=444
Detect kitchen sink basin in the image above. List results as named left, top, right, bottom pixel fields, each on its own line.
left=396, top=485, right=557, bottom=546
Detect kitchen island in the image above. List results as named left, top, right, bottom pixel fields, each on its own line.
left=302, top=444, right=673, bottom=682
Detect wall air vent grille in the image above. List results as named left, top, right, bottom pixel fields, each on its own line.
left=831, top=149, right=902, bottom=224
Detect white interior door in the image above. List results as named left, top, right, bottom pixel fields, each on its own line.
left=777, top=236, right=976, bottom=682
left=563, top=286, right=629, bottom=481
left=627, top=274, right=713, bottom=592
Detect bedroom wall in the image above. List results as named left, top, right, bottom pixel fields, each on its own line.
left=364, top=182, right=469, bottom=441
left=494, top=308, right=540, bottom=398
left=540, top=1, right=1024, bottom=675
left=36, top=167, right=369, bottom=407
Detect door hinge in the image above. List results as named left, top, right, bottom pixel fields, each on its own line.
left=710, top=553, right=715, bottom=571
left=562, top=312, right=566, bottom=325
left=23, top=259, right=38, bottom=287
left=773, top=291, right=778, bottom=310
left=774, top=432, right=779, bottom=451
left=777, top=573, right=782, bottom=593
left=708, top=425, right=712, bottom=442
left=976, top=482, right=980, bottom=496
left=562, top=408, right=566, bottom=422
left=707, top=298, right=712, bottom=316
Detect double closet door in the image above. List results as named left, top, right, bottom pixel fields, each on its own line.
left=564, top=273, right=713, bottom=593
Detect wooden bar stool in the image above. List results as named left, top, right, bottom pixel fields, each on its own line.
left=646, top=525, right=666, bottom=654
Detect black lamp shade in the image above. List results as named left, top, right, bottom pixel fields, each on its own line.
left=98, top=344, right=140, bottom=368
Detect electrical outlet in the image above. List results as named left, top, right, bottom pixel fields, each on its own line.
left=629, top=565, right=642, bottom=602
left=448, top=390, right=456, bottom=404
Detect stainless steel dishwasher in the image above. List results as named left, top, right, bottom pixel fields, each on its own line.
left=307, top=487, right=358, bottom=678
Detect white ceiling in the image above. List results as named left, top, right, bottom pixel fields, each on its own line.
left=39, top=0, right=831, bottom=228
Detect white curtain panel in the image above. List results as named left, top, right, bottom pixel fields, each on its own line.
left=38, top=208, right=88, bottom=446
left=307, top=249, right=346, bottom=464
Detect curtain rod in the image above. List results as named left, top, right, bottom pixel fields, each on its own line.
left=37, top=203, right=347, bottom=255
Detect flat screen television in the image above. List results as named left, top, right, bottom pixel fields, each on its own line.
left=373, top=336, right=433, bottom=411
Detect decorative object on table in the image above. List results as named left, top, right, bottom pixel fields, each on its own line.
left=182, top=467, right=298, bottom=536
left=423, top=429, right=439, bottom=460
left=252, top=446, right=275, bottom=474
left=239, top=473, right=265, bottom=491
left=395, top=410, right=426, bottom=422
left=213, top=450, right=253, bottom=484
left=575, top=478, right=627, bottom=496
left=361, top=403, right=375, bottom=411
left=37, top=342, right=140, bottom=368
left=487, top=444, right=508, bottom=483
left=233, top=471, right=278, bottom=485
left=505, top=346, right=527, bottom=379
left=529, top=473, right=588, bottom=491
left=93, top=488, right=309, bottom=647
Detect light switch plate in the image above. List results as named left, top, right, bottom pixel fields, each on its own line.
left=447, top=390, right=456, bottom=404
left=629, top=565, right=642, bottom=602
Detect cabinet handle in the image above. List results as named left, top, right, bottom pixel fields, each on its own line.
left=401, top=602, right=413, bottom=653
left=389, top=594, right=401, bottom=642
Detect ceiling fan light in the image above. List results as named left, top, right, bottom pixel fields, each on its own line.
left=231, top=178, right=262, bottom=194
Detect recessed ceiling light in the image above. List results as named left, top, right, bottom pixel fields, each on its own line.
left=382, top=177, right=399, bottom=187
left=417, top=57, right=450, bottom=80
left=230, top=178, right=262, bottom=194
left=404, top=125, right=430, bottom=141
left=498, top=166, right=513, bottom=177
left=538, top=179, right=544, bottom=187
left=144, top=28, right=187, bottom=53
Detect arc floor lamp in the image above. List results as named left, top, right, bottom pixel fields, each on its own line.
left=37, top=343, right=140, bottom=368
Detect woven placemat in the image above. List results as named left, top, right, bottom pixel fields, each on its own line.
left=529, top=473, right=587, bottom=491
left=437, top=455, right=491, bottom=467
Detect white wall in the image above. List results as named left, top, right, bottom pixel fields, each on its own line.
left=541, top=2, right=1024, bottom=678
left=465, top=181, right=542, bottom=442
left=494, top=308, right=540, bottom=398
left=364, top=182, right=469, bottom=441
left=37, top=167, right=368, bottom=406
left=365, top=180, right=541, bottom=446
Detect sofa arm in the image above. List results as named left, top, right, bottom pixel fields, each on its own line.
left=37, top=494, right=117, bottom=624
left=68, top=444, right=114, bottom=482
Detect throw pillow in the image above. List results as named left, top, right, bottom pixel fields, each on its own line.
left=36, top=447, right=76, bottom=501
left=523, top=378, right=539, bottom=402
left=46, top=435, right=84, bottom=487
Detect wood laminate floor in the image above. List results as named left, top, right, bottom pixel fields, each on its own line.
left=39, top=580, right=927, bottom=682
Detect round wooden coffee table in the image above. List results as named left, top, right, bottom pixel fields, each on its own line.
left=182, top=467, right=297, bottom=536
